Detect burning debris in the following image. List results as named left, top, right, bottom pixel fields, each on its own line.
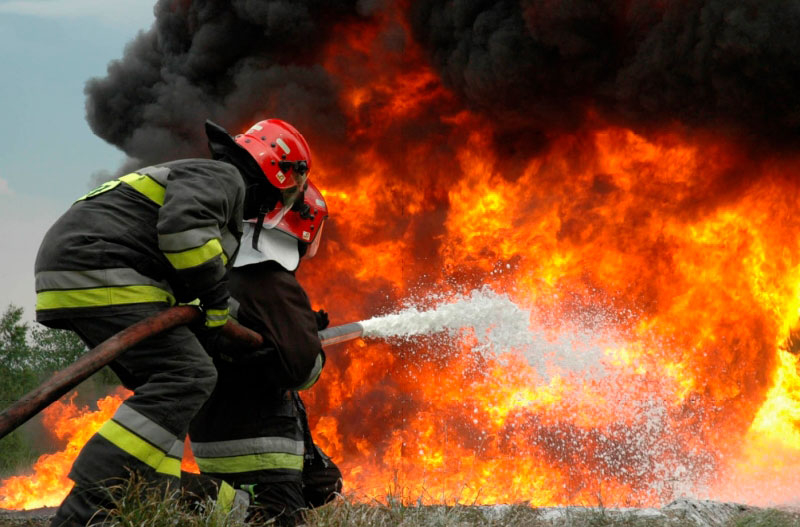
left=5, top=0, right=800, bottom=514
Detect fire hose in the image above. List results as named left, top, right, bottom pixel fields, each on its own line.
left=0, top=306, right=364, bottom=441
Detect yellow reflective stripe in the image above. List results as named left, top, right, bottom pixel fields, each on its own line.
left=195, top=452, right=304, bottom=474
left=205, top=307, right=229, bottom=328
left=76, top=180, right=122, bottom=202
left=36, top=285, right=175, bottom=310
left=296, top=369, right=322, bottom=391
left=154, top=456, right=182, bottom=478
left=97, top=421, right=180, bottom=477
left=216, top=481, right=235, bottom=515
left=119, top=173, right=166, bottom=206
left=296, top=354, right=324, bottom=391
left=164, top=238, right=224, bottom=270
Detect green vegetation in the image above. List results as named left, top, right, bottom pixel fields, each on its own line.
left=99, top=475, right=247, bottom=527
left=3, top=486, right=795, bottom=527
left=732, top=509, right=800, bottom=527
left=0, top=305, right=117, bottom=478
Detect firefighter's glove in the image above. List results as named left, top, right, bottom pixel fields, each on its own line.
left=203, top=304, right=229, bottom=329
left=315, top=309, right=329, bottom=331
left=198, top=275, right=230, bottom=330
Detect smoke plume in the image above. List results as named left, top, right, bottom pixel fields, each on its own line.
left=85, top=0, right=360, bottom=166
left=409, top=0, right=800, bottom=145
left=87, top=0, right=800, bottom=169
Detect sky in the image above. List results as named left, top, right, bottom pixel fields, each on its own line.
left=0, top=0, right=156, bottom=321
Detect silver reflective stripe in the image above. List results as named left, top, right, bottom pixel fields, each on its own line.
left=36, top=268, right=173, bottom=293
left=158, top=224, right=221, bottom=252
left=296, top=353, right=324, bottom=390
left=137, top=165, right=170, bottom=186
left=167, top=439, right=185, bottom=459
left=220, top=226, right=239, bottom=260
left=228, top=297, right=241, bottom=321
left=112, top=404, right=178, bottom=453
left=191, top=436, right=304, bottom=458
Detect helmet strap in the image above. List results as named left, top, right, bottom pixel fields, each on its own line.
left=252, top=210, right=266, bottom=251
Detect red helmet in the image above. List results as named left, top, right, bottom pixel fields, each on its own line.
left=235, top=119, right=312, bottom=228
left=274, top=180, right=328, bottom=259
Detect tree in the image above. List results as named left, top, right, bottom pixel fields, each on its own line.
left=0, top=305, right=38, bottom=475
left=0, top=305, right=34, bottom=406
left=0, top=304, right=111, bottom=476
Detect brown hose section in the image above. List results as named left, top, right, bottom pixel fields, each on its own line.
left=0, top=307, right=367, bottom=441
left=0, top=306, right=263, bottom=440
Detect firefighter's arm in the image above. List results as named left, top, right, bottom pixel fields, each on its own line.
left=157, top=161, right=244, bottom=328
left=231, top=262, right=325, bottom=390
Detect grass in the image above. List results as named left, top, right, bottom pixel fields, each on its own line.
left=731, top=509, right=800, bottom=527
left=2, top=478, right=797, bottom=527
left=98, top=476, right=249, bottom=527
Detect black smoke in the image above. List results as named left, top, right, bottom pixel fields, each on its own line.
left=85, top=0, right=361, bottom=166
left=409, top=0, right=800, bottom=146
left=86, top=0, right=800, bottom=168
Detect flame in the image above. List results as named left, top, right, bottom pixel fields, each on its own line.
left=6, top=5, right=800, bottom=511
left=299, top=10, right=800, bottom=507
left=0, top=389, right=130, bottom=509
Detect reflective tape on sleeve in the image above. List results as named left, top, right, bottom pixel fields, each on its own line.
left=75, top=180, right=122, bottom=202
left=295, top=353, right=324, bottom=391
left=136, top=165, right=170, bottom=186
left=119, top=173, right=166, bottom=206
left=158, top=225, right=222, bottom=253
left=164, top=238, right=224, bottom=269
left=204, top=307, right=229, bottom=328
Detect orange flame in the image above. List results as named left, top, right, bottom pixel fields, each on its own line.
left=0, top=388, right=130, bottom=509
left=5, top=5, right=800, bottom=511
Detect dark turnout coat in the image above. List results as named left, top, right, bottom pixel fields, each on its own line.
left=41, top=158, right=247, bottom=527
left=35, top=159, right=245, bottom=325
left=190, top=260, right=325, bottom=484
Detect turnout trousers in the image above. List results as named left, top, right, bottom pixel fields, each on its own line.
left=189, top=363, right=341, bottom=526
left=50, top=308, right=217, bottom=527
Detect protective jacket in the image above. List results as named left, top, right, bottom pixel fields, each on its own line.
left=34, top=159, right=244, bottom=326
left=40, top=158, right=246, bottom=527
left=190, top=260, right=325, bottom=483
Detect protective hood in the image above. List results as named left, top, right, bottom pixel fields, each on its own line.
left=205, top=120, right=263, bottom=184
left=234, top=222, right=300, bottom=271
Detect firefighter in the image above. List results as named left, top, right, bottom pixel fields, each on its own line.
left=188, top=180, right=342, bottom=526
left=35, top=118, right=312, bottom=527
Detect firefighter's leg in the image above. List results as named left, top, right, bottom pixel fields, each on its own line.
left=181, top=471, right=250, bottom=521
left=49, top=310, right=217, bottom=527
left=293, top=393, right=342, bottom=508
left=302, top=444, right=343, bottom=508
left=191, top=380, right=307, bottom=525
left=246, top=481, right=307, bottom=527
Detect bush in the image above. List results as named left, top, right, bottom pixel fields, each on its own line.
left=0, top=304, right=116, bottom=478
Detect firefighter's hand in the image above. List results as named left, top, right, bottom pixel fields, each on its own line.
left=198, top=279, right=230, bottom=330
left=203, top=304, right=229, bottom=329
left=315, top=309, right=329, bottom=330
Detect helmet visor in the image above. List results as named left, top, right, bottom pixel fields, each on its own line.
left=262, top=162, right=308, bottom=228
left=304, top=219, right=325, bottom=259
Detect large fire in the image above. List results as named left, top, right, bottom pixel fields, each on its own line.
left=4, top=3, right=800, bottom=512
